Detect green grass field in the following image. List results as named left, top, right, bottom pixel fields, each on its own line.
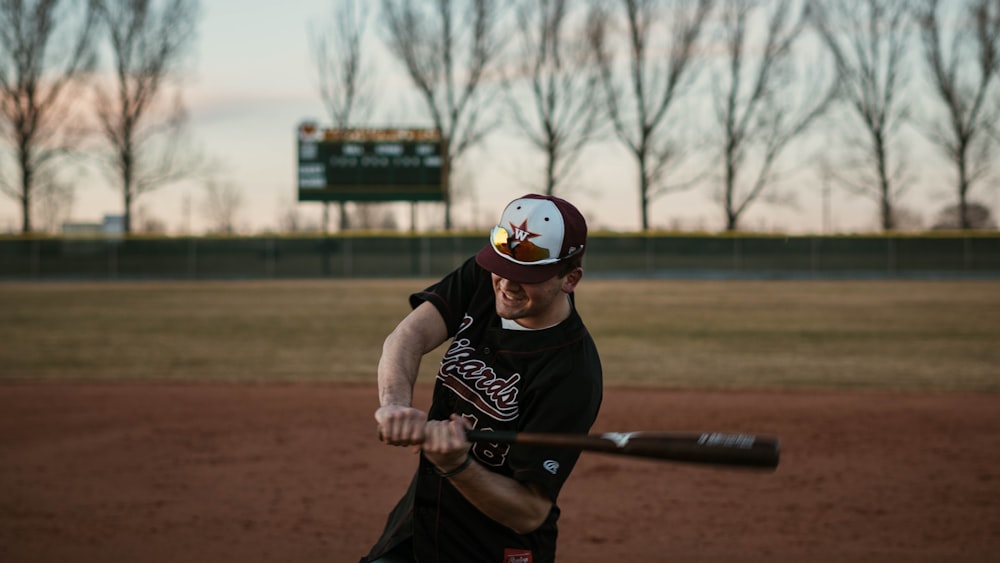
left=1, top=279, right=998, bottom=391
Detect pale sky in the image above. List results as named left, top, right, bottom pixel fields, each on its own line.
left=2, top=0, right=991, bottom=235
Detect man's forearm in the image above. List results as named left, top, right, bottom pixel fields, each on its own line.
left=377, top=301, right=449, bottom=406
left=377, top=349, right=419, bottom=407
left=445, top=459, right=552, bottom=535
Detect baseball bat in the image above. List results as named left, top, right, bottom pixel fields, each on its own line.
left=465, top=429, right=780, bottom=469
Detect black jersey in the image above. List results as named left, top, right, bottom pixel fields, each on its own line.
left=364, top=257, right=603, bottom=563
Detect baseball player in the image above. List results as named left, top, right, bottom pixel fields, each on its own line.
left=360, top=194, right=603, bottom=563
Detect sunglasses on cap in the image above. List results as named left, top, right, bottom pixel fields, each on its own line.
left=489, top=225, right=581, bottom=266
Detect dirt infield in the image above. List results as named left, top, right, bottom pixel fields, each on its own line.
left=1, top=383, right=998, bottom=562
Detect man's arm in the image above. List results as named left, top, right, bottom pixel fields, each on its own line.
left=423, top=415, right=553, bottom=534
left=374, top=301, right=449, bottom=446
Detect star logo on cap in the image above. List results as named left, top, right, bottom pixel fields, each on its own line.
left=507, top=220, right=540, bottom=247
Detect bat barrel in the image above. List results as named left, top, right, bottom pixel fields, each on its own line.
left=622, top=433, right=780, bottom=468
left=465, top=429, right=780, bottom=469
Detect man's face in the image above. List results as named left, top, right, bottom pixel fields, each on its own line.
left=490, top=268, right=581, bottom=329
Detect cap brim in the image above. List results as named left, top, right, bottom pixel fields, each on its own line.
left=475, top=245, right=564, bottom=284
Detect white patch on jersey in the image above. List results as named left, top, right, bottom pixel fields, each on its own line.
left=543, top=460, right=560, bottom=475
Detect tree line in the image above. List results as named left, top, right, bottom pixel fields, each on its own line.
left=3, top=0, right=999, bottom=235
left=0, top=0, right=200, bottom=234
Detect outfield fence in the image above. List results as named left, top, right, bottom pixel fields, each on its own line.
left=1, top=233, right=998, bottom=280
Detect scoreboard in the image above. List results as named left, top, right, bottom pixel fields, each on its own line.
left=297, top=123, right=446, bottom=202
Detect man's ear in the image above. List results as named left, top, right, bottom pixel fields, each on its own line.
left=561, top=267, right=583, bottom=293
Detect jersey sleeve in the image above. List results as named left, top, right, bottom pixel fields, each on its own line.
left=408, top=256, right=488, bottom=337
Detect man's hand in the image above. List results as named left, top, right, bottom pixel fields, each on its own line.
left=422, top=414, right=472, bottom=473
left=375, top=404, right=427, bottom=446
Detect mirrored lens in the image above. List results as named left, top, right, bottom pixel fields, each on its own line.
left=490, top=225, right=558, bottom=265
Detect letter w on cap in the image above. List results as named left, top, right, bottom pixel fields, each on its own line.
left=511, top=228, right=531, bottom=241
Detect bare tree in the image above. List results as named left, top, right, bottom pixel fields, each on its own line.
left=932, top=200, right=997, bottom=229
left=310, top=0, right=378, bottom=232
left=914, top=0, right=1000, bottom=230
left=502, top=0, right=603, bottom=195
left=93, top=0, right=201, bottom=234
left=277, top=196, right=307, bottom=233
left=888, top=204, right=925, bottom=231
left=33, top=172, right=75, bottom=232
left=347, top=204, right=399, bottom=230
left=313, top=0, right=376, bottom=129
left=133, top=202, right=167, bottom=232
left=201, top=176, right=243, bottom=234
left=381, top=0, right=506, bottom=230
left=588, top=0, right=715, bottom=231
left=811, top=0, right=913, bottom=231
left=711, top=0, right=838, bottom=231
left=0, top=0, right=97, bottom=233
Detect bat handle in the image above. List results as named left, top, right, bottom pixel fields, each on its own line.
left=466, top=429, right=517, bottom=443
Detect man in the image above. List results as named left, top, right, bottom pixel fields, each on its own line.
left=360, top=194, right=603, bottom=563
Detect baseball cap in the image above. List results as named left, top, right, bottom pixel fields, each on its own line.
left=475, top=194, right=587, bottom=284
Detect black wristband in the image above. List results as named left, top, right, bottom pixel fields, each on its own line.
left=433, top=455, right=473, bottom=478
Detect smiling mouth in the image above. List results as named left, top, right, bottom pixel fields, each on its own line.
left=504, top=293, right=522, bottom=303
left=501, top=290, right=525, bottom=304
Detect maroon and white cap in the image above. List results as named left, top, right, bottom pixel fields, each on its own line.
left=475, top=194, right=587, bottom=284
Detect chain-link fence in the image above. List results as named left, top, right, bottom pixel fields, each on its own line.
left=1, top=234, right=998, bottom=280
